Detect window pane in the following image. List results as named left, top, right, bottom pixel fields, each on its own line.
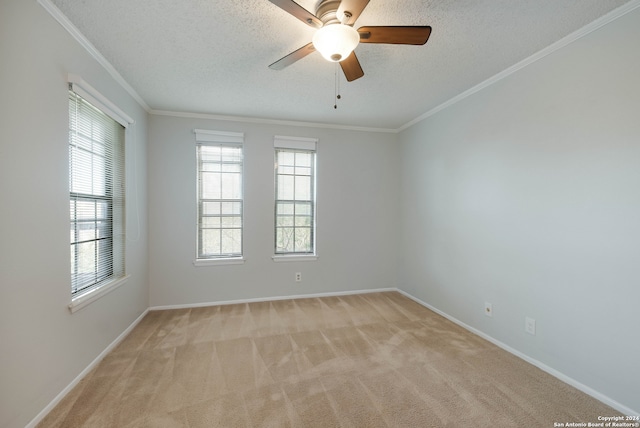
left=92, top=141, right=106, bottom=157
left=294, top=175, right=311, bottom=200
left=278, top=151, right=294, bottom=166
left=278, top=175, right=294, bottom=200
left=69, top=90, right=125, bottom=296
left=201, top=229, right=221, bottom=256
left=221, top=216, right=241, bottom=228
left=96, top=220, right=112, bottom=239
left=91, top=121, right=106, bottom=144
left=221, top=201, right=242, bottom=215
left=295, top=152, right=311, bottom=167
left=221, top=146, right=242, bottom=162
left=74, top=200, right=94, bottom=220
left=202, top=161, right=220, bottom=172
left=196, top=142, right=243, bottom=258
left=277, top=215, right=294, bottom=227
left=221, top=163, right=241, bottom=173
left=202, top=201, right=221, bottom=215
left=280, top=165, right=295, bottom=175
left=201, top=172, right=221, bottom=199
left=295, top=202, right=311, bottom=215
left=96, top=200, right=109, bottom=219
left=294, top=227, right=311, bottom=252
left=202, top=216, right=221, bottom=228
left=74, top=241, right=96, bottom=275
left=294, top=166, right=311, bottom=176
left=295, top=215, right=311, bottom=227
left=277, top=202, right=294, bottom=215
left=221, top=229, right=241, bottom=254
left=276, top=227, right=294, bottom=253
left=96, top=238, right=113, bottom=275
left=70, top=149, right=93, bottom=194
left=274, top=147, right=315, bottom=255
left=92, top=154, right=106, bottom=196
left=201, top=146, right=221, bottom=162
left=221, top=172, right=241, bottom=199
left=71, top=133, right=92, bottom=152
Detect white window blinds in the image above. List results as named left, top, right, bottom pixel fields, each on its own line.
left=69, top=89, right=126, bottom=296
left=195, top=129, right=244, bottom=259
left=274, top=136, right=317, bottom=255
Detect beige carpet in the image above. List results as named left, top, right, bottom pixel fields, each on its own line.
left=38, top=291, right=619, bottom=427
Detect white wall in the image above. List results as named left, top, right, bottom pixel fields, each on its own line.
left=0, top=1, right=149, bottom=427
left=148, top=115, right=400, bottom=306
left=399, top=7, right=640, bottom=413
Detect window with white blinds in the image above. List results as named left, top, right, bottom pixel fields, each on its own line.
left=69, top=90, right=125, bottom=297
left=195, top=129, right=244, bottom=260
left=274, top=136, right=317, bottom=255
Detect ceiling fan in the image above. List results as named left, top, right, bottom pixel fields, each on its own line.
left=267, top=0, right=432, bottom=82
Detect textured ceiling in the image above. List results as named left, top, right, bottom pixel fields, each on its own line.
left=49, top=0, right=633, bottom=130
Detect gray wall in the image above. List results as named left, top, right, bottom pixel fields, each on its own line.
left=2, top=0, right=639, bottom=425
left=148, top=115, right=400, bottom=307
left=0, top=1, right=149, bottom=427
left=398, top=7, right=640, bottom=413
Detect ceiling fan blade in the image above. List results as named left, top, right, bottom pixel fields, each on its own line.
left=340, top=52, right=364, bottom=82
left=268, top=0, right=322, bottom=28
left=269, top=43, right=316, bottom=70
left=358, top=26, right=432, bottom=45
left=337, top=0, right=370, bottom=25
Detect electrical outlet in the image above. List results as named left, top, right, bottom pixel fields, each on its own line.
left=525, top=317, right=536, bottom=335
left=295, top=272, right=302, bottom=282
left=484, top=302, right=493, bottom=317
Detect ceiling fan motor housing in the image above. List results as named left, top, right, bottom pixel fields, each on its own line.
left=316, top=0, right=343, bottom=25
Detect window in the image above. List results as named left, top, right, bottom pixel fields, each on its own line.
left=69, top=84, right=127, bottom=299
left=195, top=129, right=244, bottom=262
left=274, top=136, right=317, bottom=255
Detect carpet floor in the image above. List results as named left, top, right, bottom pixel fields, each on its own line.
left=38, top=291, right=620, bottom=427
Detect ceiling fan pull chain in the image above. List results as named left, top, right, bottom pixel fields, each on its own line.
left=334, top=62, right=342, bottom=109
left=333, top=62, right=338, bottom=109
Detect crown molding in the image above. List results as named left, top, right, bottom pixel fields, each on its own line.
left=38, top=0, right=151, bottom=112
left=398, top=0, right=640, bottom=132
left=39, top=0, right=640, bottom=134
left=149, top=109, right=398, bottom=133
left=37, top=0, right=394, bottom=133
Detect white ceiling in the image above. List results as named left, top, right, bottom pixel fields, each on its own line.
left=49, top=0, right=633, bottom=130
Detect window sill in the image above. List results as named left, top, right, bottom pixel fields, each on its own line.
left=193, top=257, right=245, bottom=267
left=272, top=255, right=318, bottom=263
left=68, top=275, right=130, bottom=313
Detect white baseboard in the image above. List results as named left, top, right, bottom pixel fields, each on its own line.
left=28, top=286, right=637, bottom=427
left=26, top=308, right=149, bottom=428
left=29, top=287, right=396, bottom=426
left=148, top=287, right=398, bottom=311
left=396, top=289, right=639, bottom=417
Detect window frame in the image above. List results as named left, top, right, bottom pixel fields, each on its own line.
left=67, top=74, right=133, bottom=313
left=194, top=129, right=245, bottom=266
left=273, top=136, right=318, bottom=259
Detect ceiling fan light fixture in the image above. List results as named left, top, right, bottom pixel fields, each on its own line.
left=312, top=24, right=360, bottom=62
